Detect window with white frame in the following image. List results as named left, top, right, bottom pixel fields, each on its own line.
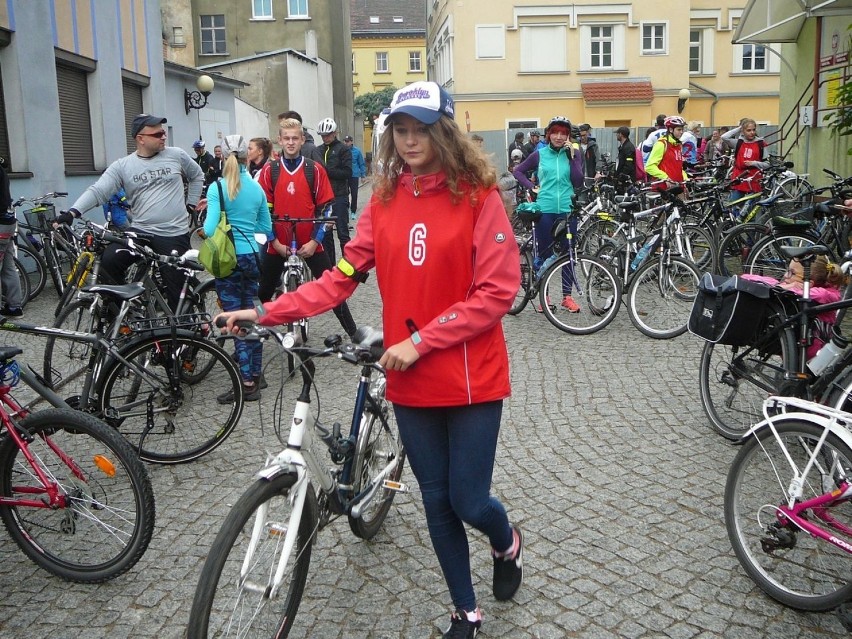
left=580, top=24, right=625, bottom=71
left=376, top=52, right=388, bottom=73
left=734, top=43, right=779, bottom=73
left=641, top=23, right=666, bottom=55
left=352, top=52, right=356, bottom=73
left=288, top=0, right=308, bottom=18
left=200, top=15, right=226, bottom=55
left=475, top=24, right=505, bottom=59
left=519, top=24, right=567, bottom=72
left=430, top=20, right=453, bottom=87
left=689, top=27, right=714, bottom=74
left=409, top=51, right=421, bottom=72
left=252, top=0, right=272, bottom=19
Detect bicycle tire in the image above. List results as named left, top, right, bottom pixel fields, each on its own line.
left=539, top=254, right=621, bottom=335
left=626, top=255, right=700, bottom=339
left=508, top=245, right=533, bottom=316
left=348, top=390, right=407, bottom=540
left=98, top=332, right=243, bottom=464
left=42, top=297, right=99, bottom=394
left=286, top=272, right=301, bottom=375
left=43, top=241, right=68, bottom=296
left=0, top=408, right=155, bottom=582
left=679, top=223, right=717, bottom=274
left=179, top=278, right=223, bottom=382
left=716, top=223, right=769, bottom=277
left=745, top=232, right=827, bottom=282
left=15, top=242, right=46, bottom=302
left=187, top=473, right=318, bottom=639
left=11, top=256, right=30, bottom=309
left=725, top=420, right=852, bottom=611
left=698, top=318, right=796, bottom=440
left=577, top=217, right=620, bottom=256
left=774, top=176, right=814, bottom=206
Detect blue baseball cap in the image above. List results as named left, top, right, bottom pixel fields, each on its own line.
left=388, top=81, right=455, bottom=125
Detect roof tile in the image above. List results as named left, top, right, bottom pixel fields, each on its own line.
left=581, top=81, right=654, bottom=104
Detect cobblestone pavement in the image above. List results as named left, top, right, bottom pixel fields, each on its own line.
left=0, top=180, right=849, bottom=638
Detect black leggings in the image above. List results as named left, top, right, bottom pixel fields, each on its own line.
left=257, top=249, right=357, bottom=336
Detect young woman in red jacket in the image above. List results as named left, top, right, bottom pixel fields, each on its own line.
left=218, top=81, right=523, bottom=639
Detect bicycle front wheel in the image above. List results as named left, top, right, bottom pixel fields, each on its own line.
left=507, top=245, right=532, bottom=316
left=98, top=333, right=243, bottom=464
left=11, top=256, right=31, bottom=309
left=745, top=232, right=825, bottom=281
left=698, top=322, right=796, bottom=440
left=15, top=242, right=47, bottom=301
left=348, top=395, right=407, bottom=540
left=725, top=420, right=852, bottom=611
left=0, top=409, right=155, bottom=582
left=717, top=223, right=768, bottom=277
left=539, top=254, right=621, bottom=335
left=187, top=473, right=318, bottom=639
left=43, top=297, right=99, bottom=394
left=626, top=255, right=700, bottom=339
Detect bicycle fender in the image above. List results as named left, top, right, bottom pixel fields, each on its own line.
left=738, top=411, right=852, bottom=453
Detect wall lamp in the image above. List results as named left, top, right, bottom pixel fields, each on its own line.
left=185, top=74, right=214, bottom=115
left=677, top=88, right=691, bottom=114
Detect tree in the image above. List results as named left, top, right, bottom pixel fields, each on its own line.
left=354, top=87, right=398, bottom=122
left=823, top=25, right=852, bottom=154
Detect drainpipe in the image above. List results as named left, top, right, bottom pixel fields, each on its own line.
left=689, top=81, right=718, bottom=127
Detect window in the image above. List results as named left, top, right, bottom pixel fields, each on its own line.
left=376, top=52, right=388, bottom=73
left=56, top=63, right=94, bottom=173
left=352, top=52, right=356, bottom=73
left=430, top=20, right=453, bottom=86
left=393, top=16, right=403, bottom=23
left=590, top=26, right=613, bottom=69
left=580, top=24, right=625, bottom=71
left=252, top=0, right=272, bottom=19
left=641, top=23, right=666, bottom=55
left=519, top=25, right=566, bottom=72
left=122, top=80, right=144, bottom=154
left=476, top=25, right=505, bottom=59
left=171, top=26, right=185, bottom=47
left=288, top=0, right=308, bottom=18
left=409, top=51, right=421, bottom=72
left=689, top=28, right=714, bottom=75
left=733, top=42, right=779, bottom=73
left=370, top=16, right=379, bottom=24
left=200, top=15, right=226, bottom=55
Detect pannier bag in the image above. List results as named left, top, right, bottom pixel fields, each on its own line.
left=688, top=273, right=772, bottom=345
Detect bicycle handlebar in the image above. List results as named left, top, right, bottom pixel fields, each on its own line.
left=12, top=192, right=67, bottom=208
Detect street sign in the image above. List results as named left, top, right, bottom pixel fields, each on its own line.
left=799, top=105, right=814, bottom=127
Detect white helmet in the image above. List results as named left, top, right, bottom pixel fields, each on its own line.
left=317, top=117, right=337, bottom=134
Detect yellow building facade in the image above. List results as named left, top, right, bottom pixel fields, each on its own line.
left=426, top=0, right=782, bottom=134
left=353, top=35, right=427, bottom=97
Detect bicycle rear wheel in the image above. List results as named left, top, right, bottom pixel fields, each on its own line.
left=508, top=245, right=533, bottom=316
left=745, top=232, right=825, bottom=281
left=698, top=321, right=796, bottom=440
left=626, top=255, right=700, bottom=339
left=0, top=409, right=155, bottom=582
left=539, top=254, right=621, bottom=335
left=42, top=297, right=99, bottom=394
left=15, top=242, right=47, bottom=301
left=348, top=386, right=407, bottom=540
left=11, top=256, right=30, bottom=309
left=717, top=224, right=768, bottom=277
left=187, top=473, right=318, bottom=639
left=98, top=333, right=243, bottom=464
left=725, top=420, right=852, bottom=611
left=679, top=223, right=717, bottom=273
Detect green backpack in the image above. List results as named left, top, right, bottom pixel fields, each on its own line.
left=198, top=181, right=237, bottom=278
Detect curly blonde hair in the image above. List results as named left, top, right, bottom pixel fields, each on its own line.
left=373, top=116, right=496, bottom=206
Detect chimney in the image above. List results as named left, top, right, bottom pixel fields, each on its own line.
left=305, top=30, right=317, bottom=59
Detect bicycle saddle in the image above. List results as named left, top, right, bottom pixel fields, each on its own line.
left=82, top=282, right=147, bottom=301
left=779, top=244, right=831, bottom=260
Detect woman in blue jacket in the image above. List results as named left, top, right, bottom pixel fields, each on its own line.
left=512, top=116, right=584, bottom=311
left=203, top=134, right=273, bottom=402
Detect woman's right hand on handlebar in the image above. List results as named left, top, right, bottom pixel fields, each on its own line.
left=214, top=309, right=259, bottom=335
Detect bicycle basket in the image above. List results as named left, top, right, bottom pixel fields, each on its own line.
left=23, top=205, right=56, bottom=231
left=688, top=273, right=773, bottom=345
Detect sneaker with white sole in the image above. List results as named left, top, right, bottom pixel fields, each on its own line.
left=443, top=608, right=481, bottom=639
left=492, top=525, right=523, bottom=601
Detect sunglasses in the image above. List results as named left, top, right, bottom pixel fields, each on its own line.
left=138, top=131, right=167, bottom=139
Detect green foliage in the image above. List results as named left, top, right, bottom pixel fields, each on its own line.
left=822, top=25, right=852, bottom=154
left=354, top=87, right=397, bottom=122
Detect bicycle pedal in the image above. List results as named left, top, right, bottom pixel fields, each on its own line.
left=382, top=479, right=408, bottom=493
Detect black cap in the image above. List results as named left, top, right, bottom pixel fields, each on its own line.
left=343, top=135, right=353, bottom=142
left=131, top=114, right=167, bottom=138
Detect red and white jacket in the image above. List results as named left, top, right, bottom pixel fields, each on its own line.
left=257, top=170, right=520, bottom=407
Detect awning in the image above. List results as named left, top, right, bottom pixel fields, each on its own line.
left=733, top=0, right=852, bottom=43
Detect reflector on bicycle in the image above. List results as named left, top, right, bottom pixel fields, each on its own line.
left=93, top=454, right=116, bottom=477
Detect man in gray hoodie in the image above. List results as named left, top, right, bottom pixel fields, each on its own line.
left=58, top=113, right=204, bottom=309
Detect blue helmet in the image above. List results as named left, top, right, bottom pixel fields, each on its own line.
left=192, top=140, right=205, bottom=149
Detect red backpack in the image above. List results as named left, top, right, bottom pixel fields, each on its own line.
left=634, top=147, right=647, bottom=182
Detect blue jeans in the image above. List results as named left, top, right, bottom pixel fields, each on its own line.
left=394, top=401, right=513, bottom=611
left=215, top=254, right=261, bottom=382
